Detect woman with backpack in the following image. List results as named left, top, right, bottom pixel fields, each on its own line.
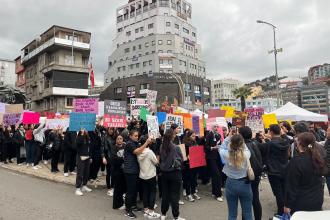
left=220, top=133, right=253, bottom=220
left=159, top=129, right=185, bottom=220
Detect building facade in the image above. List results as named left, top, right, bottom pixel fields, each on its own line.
left=15, top=56, right=25, bottom=91
left=100, top=72, right=211, bottom=111
left=308, top=63, right=330, bottom=85
left=104, top=0, right=206, bottom=86
left=0, top=59, right=15, bottom=86
left=20, top=25, right=91, bottom=112
left=301, top=85, right=329, bottom=117
left=281, top=87, right=302, bottom=107
left=213, top=98, right=282, bottom=113
left=211, top=78, right=242, bottom=103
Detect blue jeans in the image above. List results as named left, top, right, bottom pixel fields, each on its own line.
left=225, top=177, right=253, bottom=220
left=25, top=140, right=35, bottom=164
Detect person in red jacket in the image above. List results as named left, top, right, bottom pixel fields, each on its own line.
left=25, top=124, right=35, bottom=167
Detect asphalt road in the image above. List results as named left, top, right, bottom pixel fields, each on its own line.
left=0, top=168, right=329, bottom=220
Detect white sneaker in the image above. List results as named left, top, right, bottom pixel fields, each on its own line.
left=75, top=188, right=83, bottom=196
left=174, top=217, right=186, bottom=220
left=148, top=211, right=161, bottom=219
left=70, top=171, right=77, bottom=175
left=26, top=163, right=30, bottom=167
left=43, top=160, right=48, bottom=165
left=18, top=163, right=22, bottom=166
left=32, top=166, right=38, bottom=170
left=154, top=204, right=158, bottom=209
left=107, top=188, right=114, bottom=197
left=64, top=173, right=69, bottom=177
left=178, top=200, right=184, bottom=205
left=193, top=193, right=201, bottom=200
left=118, top=205, right=126, bottom=210
left=161, top=215, right=166, bottom=220
left=182, top=189, right=187, bottom=197
left=36, top=165, right=42, bottom=169
left=187, top=195, right=195, bottom=202
left=216, top=196, right=224, bottom=202
left=82, top=185, right=92, bottom=192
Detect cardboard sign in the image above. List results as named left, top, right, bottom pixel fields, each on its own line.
left=165, top=114, right=183, bottom=135
left=46, top=119, right=70, bottom=130
left=207, top=109, right=226, bottom=118
left=206, top=117, right=228, bottom=130
left=103, top=114, right=126, bottom=128
left=157, top=112, right=167, bottom=124
left=245, top=107, right=265, bottom=133
left=98, top=101, right=104, bottom=116
left=221, top=106, right=235, bottom=118
left=3, top=113, right=21, bottom=126
left=0, top=102, right=5, bottom=113
left=74, top=98, right=98, bottom=113
left=140, top=107, right=150, bottom=121
left=22, top=112, right=40, bottom=124
left=189, top=145, right=207, bottom=168
left=199, top=119, right=205, bottom=137
left=104, top=100, right=126, bottom=115
left=69, top=113, right=96, bottom=131
left=262, top=114, right=278, bottom=129
left=183, top=114, right=193, bottom=130
left=5, top=104, right=23, bottom=113
left=146, top=115, right=160, bottom=138
left=179, top=144, right=187, bottom=161
left=130, top=98, right=149, bottom=116
left=146, top=90, right=157, bottom=113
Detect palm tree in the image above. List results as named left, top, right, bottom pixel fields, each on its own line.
left=232, top=86, right=253, bottom=111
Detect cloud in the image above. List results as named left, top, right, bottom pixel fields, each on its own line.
left=0, top=0, right=329, bottom=85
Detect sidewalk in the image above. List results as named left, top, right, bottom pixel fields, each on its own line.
left=0, top=161, right=107, bottom=189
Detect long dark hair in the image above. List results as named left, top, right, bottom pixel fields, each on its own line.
left=161, top=129, right=175, bottom=156
left=297, top=132, right=326, bottom=172
left=183, top=129, right=195, bottom=145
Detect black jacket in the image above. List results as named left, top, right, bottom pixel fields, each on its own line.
left=260, top=137, right=290, bottom=177
left=13, top=131, right=25, bottom=147
left=89, top=131, right=102, bottom=159
left=325, top=139, right=330, bottom=176
left=245, top=139, right=263, bottom=177
left=110, top=143, right=125, bottom=176
left=63, top=131, right=77, bottom=151
left=204, top=131, right=221, bottom=160
left=76, top=135, right=90, bottom=157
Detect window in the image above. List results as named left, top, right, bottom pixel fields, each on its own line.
left=140, top=83, right=150, bottom=90
left=133, top=46, right=136, bottom=51
left=143, top=61, right=147, bottom=67
left=145, top=52, right=149, bottom=55
left=66, top=97, right=74, bottom=107
left=44, top=77, right=50, bottom=89
left=145, top=42, right=149, bottom=47
left=64, top=55, right=74, bottom=65
left=158, top=40, right=163, bottom=45
left=126, top=31, right=131, bottom=36
left=158, top=50, right=163, bottom=53
left=124, top=48, right=130, bottom=53
left=167, top=50, right=172, bottom=53
left=140, top=27, right=144, bottom=31
left=123, top=66, right=126, bottom=71
left=166, top=22, right=171, bottom=27
left=117, top=67, right=121, bottom=72
left=152, top=40, right=155, bottom=46
left=65, top=35, right=78, bottom=41
left=130, top=64, right=134, bottom=69
left=135, top=28, right=139, bottom=33
left=159, top=59, right=163, bottom=64
left=183, top=28, right=189, bottom=34
left=149, top=60, right=152, bottom=65
left=185, top=83, right=191, bottom=90
left=118, top=28, right=123, bottom=33
left=168, top=59, right=173, bottom=64
left=175, top=24, right=179, bottom=29
left=167, top=40, right=172, bottom=45
left=115, top=87, right=123, bottom=94
left=194, top=85, right=201, bottom=92
left=148, top=23, right=154, bottom=29
left=49, top=98, right=54, bottom=108
left=192, top=32, right=196, bottom=37
left=138, top=44, right=142, bottom=49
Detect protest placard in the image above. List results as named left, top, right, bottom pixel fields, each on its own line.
left=146, top=115, right=160, bottom=138
left=2, top=113, right=21, bottom=126
left=146, top=90, right=158, bottom=113
left=221, top=106, right=235, bottom=118
left=69, top=113, right=96, bottom=131
left=46, top=118, right=70, bottom=130
left=179, top=144, right=187, bottom=161
left=73, top=98, right=98, bottom=113
left=130, top=98, right=149, bottom=117
left=22, top=112, right=40, bottom=124
left=189, top=145, right=207, bottom=168
left=5, top=104, right=23, bottom=113
left=103, top=114, right=126, bottom=128
left=192, top=116, right=200, bottom=135
left=262, top=113, right=278, bottom=128
left=244, top=107, right=265, bottom=133
left=104, top=100, right=126, bottom=115
left=0, top=102, right=5, bottom=113
left=183, top=114, right=192, bottom=130
left=98, top=101, right=104, bottom=116
left=165, top=114, right=183, bottom=135
left=156, top=112, right=167, bottom=124
left=207, top=109, right=226, bottom=118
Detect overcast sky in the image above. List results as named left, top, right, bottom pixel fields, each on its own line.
left=0, top=0, right=329, bottom=85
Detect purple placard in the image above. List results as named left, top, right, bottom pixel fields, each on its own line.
left=3, top=113, right=21, bottom=126
left=192, top=116, right=200, bottom=135
left=74, top=98, right=99, bottom=113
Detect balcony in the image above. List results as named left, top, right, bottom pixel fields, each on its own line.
left=159, top=0, right=169, bottom=7
left=42, top=87, right=88, bottom=98
left=21, top=37, right=90, bottom=64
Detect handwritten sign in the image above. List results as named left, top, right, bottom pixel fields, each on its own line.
left=207, top=109, right=226, bottom=118
left=69, top=113, right=96, bottom=131
left=74, top=98, right=98, bottom=113
left=147, top=90, right=157, bottom=113
left=5, top=104, right=23, bottom=113
left=46, top=119, right=70, bottom=130
left=104, top=100, right=126, bottom=115
left=3, top=113, right=21, bottom=126
left=189, top=146, right=207, bottom=168
left=146, top=115, right=160, bottom=138
left=165, top=114, right=183, bottom=135
left=130, top=98, right=149, bottom=116
left=22, top=112, right=40, bottom=124
left=192, top=116, right=200, bottom=135
left=245, top=107, right=264, bottom=133
left=103, top=114, right=126, bottom=128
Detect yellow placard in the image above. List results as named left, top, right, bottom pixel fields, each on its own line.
left=262, top=114, right=278, bottom=128
left=221, top=106, right=235, bottom=118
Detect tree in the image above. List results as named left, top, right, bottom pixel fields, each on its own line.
left=0, top=85, right=26, bottom=104
left=232, top=86, right=253, bottom=111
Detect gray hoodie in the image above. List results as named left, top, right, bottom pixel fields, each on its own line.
left=137, top=148, right=158, bottom=180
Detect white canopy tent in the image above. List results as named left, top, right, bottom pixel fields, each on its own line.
left=270, top=102, right=328, bottom=122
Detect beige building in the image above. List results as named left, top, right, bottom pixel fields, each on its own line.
left=211, top=78, right=242, bottom=104
left=21, top=25, right=91, bottom=112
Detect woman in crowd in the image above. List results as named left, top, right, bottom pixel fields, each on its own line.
left=220, top=134, right=253, bottom=220
left=160, top=129, right=185, bottom=220
left=284, top=132, right=327, bottom=214
left=25, top=124, right=35, bottom=167
left=63, top=128, right=77, bottom=177
left=2, top=126, right=13, bottom=164
left=103, top=127, right=117, bottom=196
left=13, top=124, right=25, bottom=165
left=137, top=135, right=161, bottom=219
left=75, top=129, right=92, bottom=196
left=89, top=126, right=103, bottom=183
left=48, top=129, right=63, bottom=173
left=182, top=130, right=201, bottom=202
left=33, top=123, right=47, bottom=170
left=111, top=134, right=126, bottom=210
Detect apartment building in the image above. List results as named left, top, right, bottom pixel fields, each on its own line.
left=20, top=25, right=91, bottom=112
left=15, top=56, right=25, bottom=91
left=301, top=85, right=329, bottom=117
left=0, top=58, right=15, bottom=86
left=308, top=63, right=330, bottom=85
left=211, top=78, right=243, bottom=104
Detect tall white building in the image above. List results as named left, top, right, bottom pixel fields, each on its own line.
left=104, top=0, right=206, bottom=86
left=0, top=59, right=15, bottom=86
left=211, top=78, right=243, bottom=103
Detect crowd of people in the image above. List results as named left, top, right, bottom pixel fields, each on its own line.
left=0, top=119, right=330, bottom=220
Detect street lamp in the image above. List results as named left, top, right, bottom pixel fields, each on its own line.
left=257, top=20, right=282, bottom=108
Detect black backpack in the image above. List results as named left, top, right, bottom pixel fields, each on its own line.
left=246, top=141, right=263, bottom=178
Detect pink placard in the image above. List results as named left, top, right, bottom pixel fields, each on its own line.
left=74, top=98, right=99, bottom=113
left=103, top=114, right=126, bottom=128
left=22, top=112, right=40, bottom=125
left=189, top=145, right=207, bottom=169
